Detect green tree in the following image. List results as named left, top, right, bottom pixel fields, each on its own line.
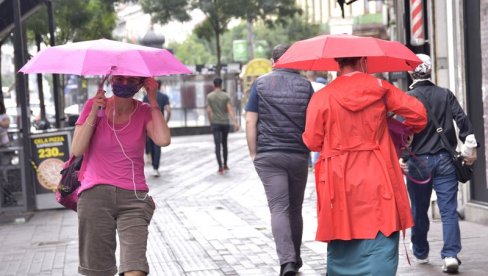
left=139, top=0, right=302, bottom=76
left=170, top=14, right=320, bottom=66
left=26, top=0, right=117, bottom=45
left=232, top=0, right=301, bottom=59
left=24, top=0, right=117, bottom=120
left=140, top=0, right=234, bottom=76
left=219, top=15, right=321, bottom=63
left=168, top=34, right=216, bottom=65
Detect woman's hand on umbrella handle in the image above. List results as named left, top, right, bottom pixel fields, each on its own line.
left=91, top=88, right=106, bottom=115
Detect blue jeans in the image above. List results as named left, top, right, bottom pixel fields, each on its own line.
left=406, top=150, right=461, bottom=259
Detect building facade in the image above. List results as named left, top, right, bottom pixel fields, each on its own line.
left=395, top=0, right=488, bottom=224
left=297, top=0, right=488, bottom=224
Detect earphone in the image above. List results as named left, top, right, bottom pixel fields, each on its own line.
left=108, top=100, right=148, bottom=201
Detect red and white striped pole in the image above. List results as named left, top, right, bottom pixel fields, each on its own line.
left=410, top=0, right=425, bottom=46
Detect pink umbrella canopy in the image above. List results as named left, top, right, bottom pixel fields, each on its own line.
left=19, top=38, right=191, bottom=77
left=274, top=34, right=422, bottom=73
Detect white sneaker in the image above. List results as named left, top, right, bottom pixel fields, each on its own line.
left=410, top=242, right=429, bottom=264
left=153, top=169, right=160, bottom=177
left=415, top=256, right=429, bottom=264
left=442, top=257, right=459, bottom=273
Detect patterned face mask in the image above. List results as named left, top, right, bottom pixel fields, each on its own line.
left=112, top=83, right=140, bottom=98
left=111, top=76, right=144, bottom=98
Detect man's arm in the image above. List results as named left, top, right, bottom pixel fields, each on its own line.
left=206, top=105, right=212, bottom=123
left=227, top=102, right=239, bottom=131
left=245, top=111, right=258, bottom=160
left=164, top=105, right=171, bottom=122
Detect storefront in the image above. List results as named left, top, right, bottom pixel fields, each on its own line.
left=395, top=0, right=488, bottom=224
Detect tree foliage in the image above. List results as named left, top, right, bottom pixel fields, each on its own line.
left=170, top=14, right=321, bottom=66
left=233, top=0, right=301, bottom=26
left=140, top=0, right=302, bottom=75
left=26, top=0, right=117, bottom=45
left=168, top=34, right=216, bottom=65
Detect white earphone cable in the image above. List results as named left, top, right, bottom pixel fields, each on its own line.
left=111, top=100, right=148, bottom=201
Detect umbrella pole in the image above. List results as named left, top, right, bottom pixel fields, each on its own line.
left=97, top=75, right=110, bottom=117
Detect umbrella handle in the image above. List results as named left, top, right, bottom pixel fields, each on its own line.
left=97, top=75, right=110, bottom=117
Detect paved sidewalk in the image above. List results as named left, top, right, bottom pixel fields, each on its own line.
left=1, top=132, right=488, bottom=275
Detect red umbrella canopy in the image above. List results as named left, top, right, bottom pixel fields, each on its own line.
left=274, top=34, right=422, bottom=73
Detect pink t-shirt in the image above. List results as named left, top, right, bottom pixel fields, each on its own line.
left=76, top=99, right=152, bottom=193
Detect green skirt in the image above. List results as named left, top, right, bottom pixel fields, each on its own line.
left=327, top=231, right=400, bottom=276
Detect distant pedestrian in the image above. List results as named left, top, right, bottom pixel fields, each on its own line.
left=306, top=71, right=326, bottom=92
left=0, top=97, right=11, bottom=166
left=143, top=80, right=172, bottom=177
left=207, top=77, right=239, bottom=174
left=0, top=97, right=10, bottom=147
left=400, top=54, right=477, bottom=273
left=71, top=76, right=170, bottom=276
left=245, top=44, right=314, bottom=276
left=302, top=56, right=427, bottom=276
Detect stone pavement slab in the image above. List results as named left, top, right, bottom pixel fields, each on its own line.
left=1, top=132, right=488, bottom=275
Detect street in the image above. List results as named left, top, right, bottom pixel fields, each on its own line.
left=1, top=132, right=488, bottom=275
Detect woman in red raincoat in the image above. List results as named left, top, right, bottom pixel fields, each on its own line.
left=302, top=57, right=427, bottom=276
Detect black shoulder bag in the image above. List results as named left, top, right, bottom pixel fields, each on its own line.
left=416, top=94, right=473, bottom=183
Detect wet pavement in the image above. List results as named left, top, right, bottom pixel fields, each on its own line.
left=1, top=132, right=487, bottom=275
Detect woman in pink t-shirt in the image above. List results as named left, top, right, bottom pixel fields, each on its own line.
left=71, top=76, right=170, bottom=276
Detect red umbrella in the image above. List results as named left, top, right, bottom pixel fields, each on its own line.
left=274, top=34, right=422, bottom=73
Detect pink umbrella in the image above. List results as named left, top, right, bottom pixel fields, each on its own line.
left=19, top=38, right=191, bottom=76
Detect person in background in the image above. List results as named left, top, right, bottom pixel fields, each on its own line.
left=0, top=97, right=10, bottom=147
left=303, top=56, right=427, bottom=276
left=143, top=80, right=171, bottom=177
left=315, top=76, right=328, bottom=86
left=306, top=71, right=326, bottom=92
left=71, top=76, right=170, bottom=276
left=207, top=77, right=239, bottom=175
left=246, top=44, right=314, bottom=276
left=400, top=54, right=477, bottom=273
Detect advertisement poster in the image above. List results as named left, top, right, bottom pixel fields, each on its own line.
left=30, top=131, right=71, bottom=194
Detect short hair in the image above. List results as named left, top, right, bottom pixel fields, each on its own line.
left=335, top=57, right=362, bottom=68
left=157, top=80, right=162, bottom=89
left=272, top=44, right=290, bottom=62
left=213, top=78, right=223, bottom=87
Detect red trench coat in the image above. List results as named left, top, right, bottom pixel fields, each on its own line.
left=303, top=72, right=427, bottom=242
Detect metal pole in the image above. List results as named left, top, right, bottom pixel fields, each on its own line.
left=36, top=34, right=46, bottom=122
left=46, top=0, right=62, bottom=128
left=13, top=0, right=35, bottom=211
left=0, top=42, right=2, bottom=94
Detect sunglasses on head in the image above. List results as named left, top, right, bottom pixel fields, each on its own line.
left=113, top=76, right=144, bottom=86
